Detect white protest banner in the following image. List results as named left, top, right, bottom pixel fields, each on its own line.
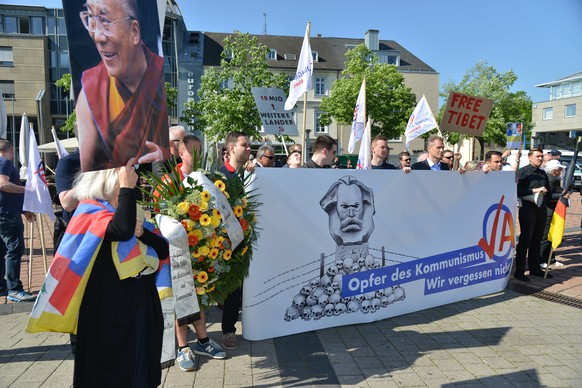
left=252, top=87, right=299, bottom=135
left=440, top=91, right=494, bottom=136
left=243, top=169, right=516, bottom=340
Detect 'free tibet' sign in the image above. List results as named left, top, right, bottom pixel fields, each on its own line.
left=251, top=87, right=299, bottom=135
left=440, top=91, right=493, bottom=136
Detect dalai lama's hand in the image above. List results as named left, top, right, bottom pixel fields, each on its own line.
left=138, top=141, right=164, bottom=164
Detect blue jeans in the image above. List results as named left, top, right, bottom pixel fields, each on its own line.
left=0, top=215, right=25, bottom=291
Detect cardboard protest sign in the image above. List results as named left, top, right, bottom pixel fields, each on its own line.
left=63, top=0, right=170, bottom=172
left=252, top=87, right=299, bottom=135
left=506, top=122, right=523, bottom=149
left=440, top=91, right=494, bottom=136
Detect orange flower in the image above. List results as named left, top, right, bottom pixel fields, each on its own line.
left=196, top=287, right=206, bottom=295
left=188, top=233, right=199, bottom=247
left=188, top=204, right=202, bottom=221
left=180, top=220, right=189, bottom=231
left=239, top=218, right=249, bottom=231
left=209, top=248, right=219, bottom=259
left=197, top=271, right=208, bottom=283
left=207, top=266, right=215, bottom=273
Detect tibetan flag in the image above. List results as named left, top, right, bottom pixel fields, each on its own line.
left=348, top=78, right=366, bottom=153
left=284, top=23, right=313, bottom=110
left=548, top=196, right=568, bottom=250
left=356, top=119, right=371, bottom=170
left=405, top=95, right=438, bottom=151
left=23, top=125, right=55, bottom=221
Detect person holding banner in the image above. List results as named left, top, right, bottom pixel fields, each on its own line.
left=515, top=148, right=553, bottom=282
left=75, top=0, right=169, bottom=172
left=70, top=159, right=168, bottom=387
left=302, top=135, right=337, bottom=168
left=0, top=140, right=36, bottom=302
left=411, top=135, right=450, bottom=171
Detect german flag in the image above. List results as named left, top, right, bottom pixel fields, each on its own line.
left=548, top=196, right=568, bottom=250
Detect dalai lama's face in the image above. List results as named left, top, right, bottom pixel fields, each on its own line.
left=84, top=0, right=140, bottom=84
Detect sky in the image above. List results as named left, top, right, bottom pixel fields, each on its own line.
left=6, top=0, right=582, bottom=106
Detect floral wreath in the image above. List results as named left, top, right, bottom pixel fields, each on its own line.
left=143, top=164, right=259, bottom=308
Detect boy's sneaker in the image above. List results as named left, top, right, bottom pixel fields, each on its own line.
left=176, top=347, right=195, bottom=371
left=222, top=332, right=238, bottom=350
left=193, top=339, right=226, bottom=359
left=7, top=290, right=36, bottom=302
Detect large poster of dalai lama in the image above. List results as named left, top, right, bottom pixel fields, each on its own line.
left=63, top=0, right=170, bottom=171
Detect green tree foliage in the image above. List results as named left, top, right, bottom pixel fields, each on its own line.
left=319, top=44, right=416, bottom=140
left=440, top=61, right=533, bottom=154
left=165, top=82, right=177, bottom=111
left=55, top=73, right=76, bottom=134
left=180, top=33, right=289, bottom=141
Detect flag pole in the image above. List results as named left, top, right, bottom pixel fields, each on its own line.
left=362, top=78, right=366, bottom=133
left=301, top=21, right=310, bottom=163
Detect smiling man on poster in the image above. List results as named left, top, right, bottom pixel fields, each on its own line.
left=73, top=0, right=169, bottom=171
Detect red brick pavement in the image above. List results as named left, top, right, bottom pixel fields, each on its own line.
left=2, top=193, right=581, bottom=306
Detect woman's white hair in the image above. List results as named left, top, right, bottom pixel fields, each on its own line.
left=74, top=168, right=120, bottom=202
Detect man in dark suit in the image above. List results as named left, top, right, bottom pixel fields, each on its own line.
left=411, top=135, right=450, bottom=171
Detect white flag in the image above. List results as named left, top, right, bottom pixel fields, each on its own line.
left=24, top=125, right=55, bottom=220
left=356, top=119, right=371, bottom=170
left=0, top=92, right=7, bottom=139
left=51, top=126, right=69, bottom=159
left=348, top=79, right=366, bottom=153
left=404, top=95, right=438, bottom=151
left=284, top=24, right=313, bottom=110
left=19, top=113, right=29, bottom=179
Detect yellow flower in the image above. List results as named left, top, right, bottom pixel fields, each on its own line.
left=184, top=219, right=196, bottom=231
left=192, top=229, right=203, bottom=240
left=196, top=271, right=208, bottom=283
left=198, top=245, right=210, bottom=256
left=223, top=250, right=232, bottom=261
left=241, top=197, right=248, bottom=208
left=199, top=214, right=211, bottom=226
left=206, top=284, right=215, bottom=293
left=196, top=287, right=206, bottom=295
left=210, top=215, right=221, bottom=227
left=234, top=205, right=243, bottom=218
left=201, top=190, right=211, bottom=202
left=200, top=201, right=209, bottom=211
left=212, top=208, right=221, bottom=218
left=241, top=246, right=248, bottom=255
left=191, top=250, right=200, bottom=259
left=176, top=201, right=189, bottom=215
left=214, top=180, right=226, bottom=191
left=216, top=236, right=225, bottom=246
left=209, top=248, right=219, bottom=259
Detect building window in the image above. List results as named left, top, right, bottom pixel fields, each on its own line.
left=315, top=77, right=327, bottom=96
left=572, top=81, right=582, bottom=97
left=0, top=47, right=13, bottom=66
left=224, top=48, right=233, bottom=60
left=314, top=111, right=327, bottom=133
left=267, top=49, right=277, bottom=60
left=4, top=16, right=18, bottom=33
left=312, top=51, right=318, bottom=62
left=565, top=104, right=576, bottom=117
left=31, top=16, right=44, bottom=35
left=543, top=107, right=553, bottom=120
left=0, top=81, right=15, bottom=99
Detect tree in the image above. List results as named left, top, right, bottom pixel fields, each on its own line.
left=440, top=61, right=533, bottom=157
left=319, top=44, right=416, bottom=140
left=181, top=33, right=288, bottom=141
left=55, top=73, right=76, bottom=134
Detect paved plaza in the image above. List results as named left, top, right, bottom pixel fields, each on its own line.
left=1, top=194, right=581, bottom=387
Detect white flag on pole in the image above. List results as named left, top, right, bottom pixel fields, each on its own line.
left=348, top=79, right=366, bottom=153
left=284, top=24, right=313, bottom=110
left=24, top=125, right=55, bottom=220
left=404, top=95, right=438, bottom=151
left=51, top=126, right=69, bottom=159
left=0, top=92, right=7, bottom=139
left=356, top=119, right=371, bottom=170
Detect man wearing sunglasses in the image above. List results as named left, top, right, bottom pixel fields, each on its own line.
left=255, top=145, right=276, bottom=168
left=76, top=0, right=169, bottom=171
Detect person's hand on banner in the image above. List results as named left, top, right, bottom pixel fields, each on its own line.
left=137, top=141, right=164, bottom=164
left=24, top=211, right=36, bottom=222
